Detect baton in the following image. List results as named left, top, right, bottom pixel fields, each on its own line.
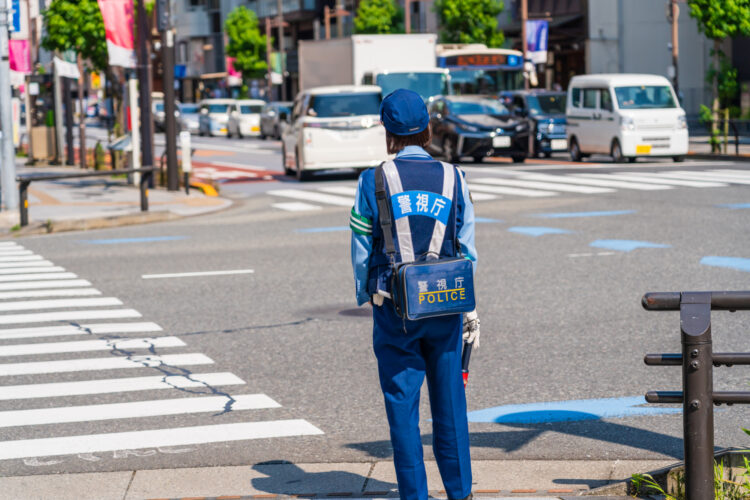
left=461, top=341, right=473, bottom=388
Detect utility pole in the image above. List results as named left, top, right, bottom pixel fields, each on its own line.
left=77, top=54, right=86, bottom=168
left=670, top=0, right=680, bottom=97
left=136, top=0, right=154, bottom=177
left=521, top=0, right=529, bottom=90
left=276, top=0, right=286, bottom=100
left=63, top=76, right=74, bottom=165
left=265, top=17, right=272, bottom=98
left=0, top=1, right=17, bottom=209
left=335, top=0, right=343, bottom=38
left=405, top=0, right=411, bottom=34
left=157, top=0, right=178, bottom=191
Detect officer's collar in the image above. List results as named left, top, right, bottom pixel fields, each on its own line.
left=395, top=145, right=432, bottom=159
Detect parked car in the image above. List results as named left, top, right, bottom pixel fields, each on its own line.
left=227, top=99, right=265, bottom=138
left=260, top=101, right=292, bottom=139
left=153, top=99, right=181, bottom=132
left=198, top=99, right=234, bottom=137
left=281, top=85, right=386, bottom=181
left=501, top=90, right=567, bottom=158
left=427, top=95, right=529, bottom=163
left=566, top=74, right=688, bottom=162
left=179, top=103, right=201, bottom=134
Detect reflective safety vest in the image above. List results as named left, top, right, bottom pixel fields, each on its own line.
left=367, top=157, right=462, bottom=297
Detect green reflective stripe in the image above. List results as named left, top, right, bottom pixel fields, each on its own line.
left=350, top=218, right=372, bottom=234
left=350, top=221, right=371, bottom=236
left=350, top=207, right=372, bottom=226
left=349, top=217, right=372, bottom=231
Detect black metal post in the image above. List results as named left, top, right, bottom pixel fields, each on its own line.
left=19, top=181, right=29, bottom=227
left=140, top=169, right=150, bottom=212
left=137, top=0, right=155, bottom=188
left=184, top=172, right=189, bottom=195
left=680, top=292, right=714, bottom=500
left=63, top=77, right=74, bottom=166
left=158, top=0, right=179, bottom=191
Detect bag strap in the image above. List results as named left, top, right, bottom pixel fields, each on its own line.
left=374, top=163, right=397, bottom=262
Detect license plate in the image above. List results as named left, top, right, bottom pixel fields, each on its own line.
left=493, top=136, right=511, bottom=148
left=550, top=139, right=567, bottom=150
left=636, top=144, right=652, bottom=154
left=251, top=126, right=260, bottom=132
left=219, top=128, right=227, bottom=133
left=341, top=131, right=361, bottom=140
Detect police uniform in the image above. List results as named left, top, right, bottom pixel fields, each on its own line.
left=350, top=90, right=477, bottom=500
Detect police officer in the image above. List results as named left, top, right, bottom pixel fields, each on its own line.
left=350, top=89, right=480, bottom=500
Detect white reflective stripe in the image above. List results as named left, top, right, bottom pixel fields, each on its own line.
left=427, top=163, right=455, bottom=257
left=382, top=160, right=414, bottom=263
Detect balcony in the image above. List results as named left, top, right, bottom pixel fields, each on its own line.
left=246, top=0, right=317, bottom=19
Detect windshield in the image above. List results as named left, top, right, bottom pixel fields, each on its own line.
left=449, top=69, right=523, bottom=95
left=527, top=94, right=566, bottom=115
left=376, top=72, right=448, bottom=101
left=448, top=100, right=509, bottom=115
left=614, top=86, right=676, bottom=109
left=208, top=104, right=230, bottom=113
left=240, top=105, right=263, bottom=114
left=309, top=93, right=381, bottom=117
left=180, top=105, right=199, bottom=114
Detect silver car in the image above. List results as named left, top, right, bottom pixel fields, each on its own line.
left=178, top=103, right=200, bottom=134
left=260, top=101, right=292, bottom=140
left=198, top=99, right=234, bottom=137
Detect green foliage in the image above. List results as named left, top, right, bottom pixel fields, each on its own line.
left=434, top=0, right=505, bottom=47
left=631, top=457, right=750, bottom=500
left=42, top=0, right=108, bottom=72
left=687, top=0, right=750, bottom=40
left=224, top=6, right=267, bottom=80
left=354, top=0, right=404, bottom=34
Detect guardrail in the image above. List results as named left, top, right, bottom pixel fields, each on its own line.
left=642, top=291, right=750, bottom=499
left=16, top=167, right=156, bottom=228
left=688, top=118, right=750, bottom=155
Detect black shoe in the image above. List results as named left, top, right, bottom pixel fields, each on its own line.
left=449, top=494, right=472, bottom=500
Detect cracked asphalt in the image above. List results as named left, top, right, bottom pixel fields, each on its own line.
left=2, top=142, right=750, bottom=477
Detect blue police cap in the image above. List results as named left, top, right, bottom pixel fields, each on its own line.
left=380, top=89, right=429, bottom=136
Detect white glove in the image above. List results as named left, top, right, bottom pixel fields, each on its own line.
left=371, top=293, right=385, bottom=306
left=462, top=309, right=480, bottom=348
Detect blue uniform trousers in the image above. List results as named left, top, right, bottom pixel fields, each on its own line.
left=373, top=302, right=472, bottom=500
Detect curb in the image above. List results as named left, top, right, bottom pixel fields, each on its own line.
left=141, top=490, right=588, bottom=500
left=5, top=211, right=181, bottom=237
left=688, top=152, right=750, bottom=162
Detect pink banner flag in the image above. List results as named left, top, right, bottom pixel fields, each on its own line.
left=9, top=40, right=31, bottom=74
left=97, top=0, right=136, bottom=68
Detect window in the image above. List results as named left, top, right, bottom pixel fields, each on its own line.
left=600, top=89, right=613, bottom=111
left=447, top=100, right=509, bottom=115
left=583, top=89, right=598, bottom=109
left=614, top=85, right=677, bottom=109
left=571, top=88, right=581, bottom=107
left=526, top=94, right=566, bottom=115
left=308, top=93, right=381, bottom=118
left=240, top=105, right=264, bottom=114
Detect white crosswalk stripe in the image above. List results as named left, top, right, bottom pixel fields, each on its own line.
left=268, top=189, right=353, bottom=207
left=606, top=172, right=728, bottom=187
left=659, top=171, right=750, bottom=185
left=0, top=244, right=323, bottom=462
left=468, top=182, right=557, bottom=197
left=472, top=177, right=614, bottom=194
left=530, top=173, right=672, bottom=190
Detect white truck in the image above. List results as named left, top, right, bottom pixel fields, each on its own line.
left=298, top=34, right=448, bottom=100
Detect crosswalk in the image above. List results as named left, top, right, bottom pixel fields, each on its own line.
left=268, top=168, right=750, bottom=212
left=0, top=241, right=323, bottom=464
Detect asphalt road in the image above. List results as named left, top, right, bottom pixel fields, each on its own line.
left=3, top=134, right=750, bottom=476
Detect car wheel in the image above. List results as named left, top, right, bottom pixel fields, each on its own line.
left=282, top=145, right=294, bottom=176
left=511, top=154, right=526, bottom=163
left=472, top=156, right=484, bottom=164
left=443, top=137, right=459, bottom=163
left=569, top=138, right=582, bottom=162
left=628, top=157, right=637, bottom=163
left=611, top=139, right=626, bottom=163
left=296, top=150, right=310, bottom=181
left=543, top=152, right=551, bottom=158
left=237, top=128, right=243, bottom=139
left=274, top=126, right=280, bottom=140
left=673, top=155, right=685, bottom=163
left=226, top=127, right=232, bottom=138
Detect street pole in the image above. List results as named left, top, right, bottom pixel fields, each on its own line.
left=265, top=17, right=272, bottom=98
left=157, top=0, right=178, bottom=191
left=405, top=0, right=411, bottom=34
left=53, top=65, right=64, bottom=165
left=336, top=0, right=343, bottom=38
left=276, top=0, right=286, bottom=100
left=324, top=6, right=330, bottom=40
left=521, top=0, right=529, bottom=90
left=671, top=0, right=680, bottom=98
left=136, top=0, right=154, bottom=180
left=128, top=71, right=141, bottom=185
left=0, top=2, right=17, bottom=209
left=77, top=54, right=86, bottom=168
left=63, top=76, right=74, bottom=165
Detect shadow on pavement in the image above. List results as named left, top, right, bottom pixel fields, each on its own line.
left=251, top=461, right=396, bottom=494
left=347, top=419, right=689, bottom=459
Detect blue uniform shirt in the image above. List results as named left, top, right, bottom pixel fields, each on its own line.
left=350, top=146, right=477, bottom=306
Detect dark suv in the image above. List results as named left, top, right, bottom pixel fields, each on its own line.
left=501, top=90, right=567, bottom=158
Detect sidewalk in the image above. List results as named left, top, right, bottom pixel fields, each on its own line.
left=0, top=161, right=232, bottom=235
left=689, top=134, right=750, bottom=159
left=0, top=459, right=670, bottom=499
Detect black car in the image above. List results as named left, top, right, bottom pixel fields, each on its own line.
left=427, top=96, right=529, bottom=163
left=501, top=90, right=567, bottom=158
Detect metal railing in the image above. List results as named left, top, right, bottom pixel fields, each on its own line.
left=642, top=291, right=750, bottom=499
left=688, top=118, right=750, bottom=156
left=16, top=167, right=156, bottom=228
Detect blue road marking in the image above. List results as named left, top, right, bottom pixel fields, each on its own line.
left=533, top=210, right=636, bottom=219
left=508, top=227, right=573, bottom=237
left=701, top=256, right=750, bottom=272
left=717, top=203, right=750, bottom=209
left=590, top=239, right=670, bottom=252
left=475, top=217, right=502, bottom=223
left=296, top=226, right=349, bottom=233
left=82, top=236, right=188, bottom=245
left=467, top=396, right=681, bottom=424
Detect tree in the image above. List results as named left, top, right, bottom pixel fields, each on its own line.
left=435, top=0, right=504, bottom=47
left=687, top=0, right=750, bottom=151
left=42, top=0, right=108, bottom=72
left=354, top=0, right=403, bottom=34
left=224, top=6, right=267, bottom=82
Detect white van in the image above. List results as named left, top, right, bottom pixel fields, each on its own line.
left=566, top=74, right=688, bottom=163
left=281, top=85, right=386, bottom=181
left=228, top=99, right=265, bottom=138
